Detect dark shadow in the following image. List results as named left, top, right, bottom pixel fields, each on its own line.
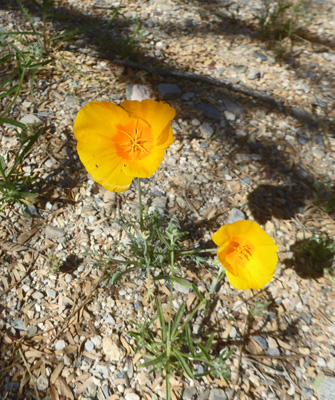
left=60, top=254, right=83, bottom=273
left=248, top=184, right=306, bottom=224
left=284, top=235, right=335, bottom=279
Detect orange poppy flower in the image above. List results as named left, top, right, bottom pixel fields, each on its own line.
left=73, top=99, right=176, bottom=192
left=212, top=220, right=278, bottom=290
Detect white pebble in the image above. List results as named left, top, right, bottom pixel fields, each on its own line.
left=55, top=340, right=66, bottom=351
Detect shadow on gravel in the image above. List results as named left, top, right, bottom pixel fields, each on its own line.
left=284, top=236, right=335, bottom=280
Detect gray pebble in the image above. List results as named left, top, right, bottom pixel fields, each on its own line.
left=196, top=104, right=222, bottom=120
left=85, top=340, right=95, bottom=351
left=45, top=225, right=65, bottom=239
left=231, top=64, right=247, bottom=73
left=197, top=389, right=210, bottom=400
left=266, top=347, right=281, bottom=356
left=36, top=375, right=49, bottom=391
left=55, top=339, right=66, bottom=350
left=248, top=69, right=262, bottom=80
left=199, top=122, right=214, bottom=138
left=157, top=83, right=181, bottom=99
left=64, top=274, right=73, bottom=283
left=47, top=289, right=57, bottom=299
left=227, top=208, right=246, bottom=224
left=209, top=388, right=227, bottom=400
left=19, top=114, right=42, bottom=126
left=253, top=51, right=268, bottom=61
left=4, top=382, right=19, bottom=391
left=21, top=204, right=40, bottom=217
left=298, top=135, right=309, bottom=145
left=183, top=387, right=197, bottom=400
left=181, top=92, right=195, bottom=101
left=252, top=335, right=268, bottom=351
left=317, top=357, right=326, bottom=367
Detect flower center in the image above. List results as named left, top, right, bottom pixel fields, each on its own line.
left=115, top=118, right=154, bottom=161
left=226, top=237, right=255, bottom=270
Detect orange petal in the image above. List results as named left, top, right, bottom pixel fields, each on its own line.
left=74, top=101, right=130, bottom=141
left=121, top=100, right=175, bottom=144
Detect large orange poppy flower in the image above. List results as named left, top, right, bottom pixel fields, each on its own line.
left=212, top=220, right=278, bottom=290
left=73, top=99, right=176, bottom=192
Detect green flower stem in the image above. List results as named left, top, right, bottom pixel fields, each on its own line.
left=167, top=238, right=175, bottom=357
left=177, top=270, right=224, bottom=336
left=178, top=248, right=218, bottom=256
left=137, top=177, right=144, bottom=231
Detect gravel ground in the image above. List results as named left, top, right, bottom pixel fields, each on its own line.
left=1, top=0, right=335, bottom=399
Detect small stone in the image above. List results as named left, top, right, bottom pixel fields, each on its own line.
left=298, top=135, right=308, bottom=145
left=4, top=382, right=19, bottom=391
left=196, top=103, right=222, bottom=120
left=105, top=315, right=116, bottom=324
left=28, top=325, right=38, bottom=336
left=64, top=274, right=73, bottom=283
left=125, top=393, right=140, bottom=400
left=253, top=51, right=268, bottom=61
left=266, top=347, right=281, bottom=356
left=181, top=92, right=195, bottom=101
left=19, top=114, right=42, bottom=126
left=197, top=389, right=210, bottom=400
left=248, top=69, right=262, bottom=80
left=252, top=335, right=268, bottom=351
left=317, top=357, right=326, bottom=367
left=224, top=111, right=235, bottom=121
left=291, top=107, right=317, bottom=127
left=208, top=388, right=227, bottom=400
left=322, top=52, right=335, bottom=62
left=45, top=159, right=54, bottom=168
left=32, top=291, right=44, bottom=300
left=227, top=208, right=245, bottom=224
left=229, top=327, right=237, bottom=338
left=199, top=122, right=214, bottom=138
left=21, top=204, right=39, bottom=217
left=221, top=95, right=245, bottom=117
left=231, top=64, right=247, bottom=73
left=47, top=289, right=57, bottom=299
left=157, top=83, right=181, bottom=99
left=36, top=375, right=49, bottom=391
left=176, top=197, right=186, bottom=208
left=126, top=84, right=154, bottom=101
left=85, top=340, right=95, bottom=351
left=55, top=340, right=66, bottom=351
left=45, top=225, right=65, bottom=239
left=183, top=387, right=197, bottom=400
left=102, top=336, right=125, bottom=362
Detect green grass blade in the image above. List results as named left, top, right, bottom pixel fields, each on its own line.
left=171, top=302, right=186, bottom=340
left=0, top=118, right=26, bottom=129
left=186, top=325, right=196, bottom=357
left=173, top=349, right=194, bottom=379
left=141, top=352, right=166, bottom=368
left=157, top=297, right=167, bottom=342
left=0, top=84, right=19, bottom=99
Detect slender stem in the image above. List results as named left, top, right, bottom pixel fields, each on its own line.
left=167, top=238, right=175, bottom=355
left=137, top=177, right=144, bottom=231
left=177, top=270, right=224, bottom=335
left=177, top=248, right=218, bottom=256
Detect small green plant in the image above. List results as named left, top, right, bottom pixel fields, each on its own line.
left=255, top=0, right=312, bottom=55
left=46, top=252, right=63, bottom=274
left=0, top=124, right=43, bottom=209
left=314, top=176, right=335, bottom=214
left=295, top=232, right=335, bottom=278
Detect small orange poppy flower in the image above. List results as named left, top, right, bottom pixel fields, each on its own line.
left=73, top=99, right=176, bottom=192
left=212, top=220, right=278, bottom=290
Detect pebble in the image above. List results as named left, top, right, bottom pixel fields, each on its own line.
left=55, top=340, right=66, bottom=351
left=198, top=389, right=210, bottom=400
left=3, top=382, right=19, bottom=391
left=208, top=388, right=227, bottom=400
left=36, top=375, right=49, bottom=391
left=64, top=274, right=73, bottom=283
left=196, top=103, right=222, bottom=120
left=247, top=69, right=262, bottom=80
left=252, top=335, right=268, bottom=351
left=102, top=336, right=125, bottom=361
left=85, top=340, right=95, bottom=351
left=126, top=84, right=154, bottom=101
left=221, top=95, right=245, bottom=117
left=45, top=225, right=66, bottom=239
left=317, top=357, right=326, bottom=367
left=253, top=51, right=268, bottom=61
left=125, top=393, right=140, bottom=400
left=199, top=122, right=214, bottom=138
left=181, top=92, right=195, bottom=101
left=19, top=114, right=42, bottom=126
left=183, top=387, right=197, bottom=400
left=227, top=208, right=245, bottom=224
left=157, top=83, right=181, bottom=99
left=47, top=289, right=57, bottom=298
left=21, top=204, right=39, bottom=217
